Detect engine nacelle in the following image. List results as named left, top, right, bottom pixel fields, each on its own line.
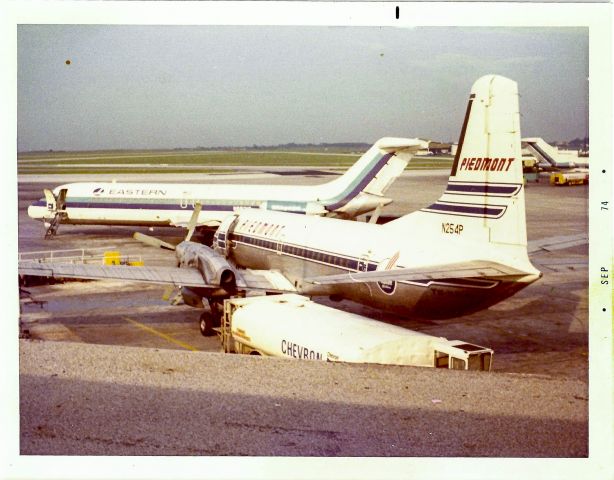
left=175, top=241, right=237, bottom=291
left=180, top=287, right=205, bottom=308
left=198, top=252, right=237, bottom=290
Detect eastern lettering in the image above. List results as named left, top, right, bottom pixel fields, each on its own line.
left=105, top=189, right=168, bottom=196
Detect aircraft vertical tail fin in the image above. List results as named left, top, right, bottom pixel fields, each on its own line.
left=359, top=138, right=430, bottom=197
left=387, top=75, right=529, bottom=249
left=522, top=137, right=574, bottom=168
left=319, top=138, right=428, bottom=214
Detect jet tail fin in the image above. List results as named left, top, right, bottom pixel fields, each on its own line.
left=387, top=75, right=530, bottom=251
left=359, top=137, right=429, bottom=197
left=319, top=137, right=428, bottom=214
left=522, top=137, right=575, bottom=169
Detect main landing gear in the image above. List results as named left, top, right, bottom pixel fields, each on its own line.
left=199, top=299, right=224, bottom=336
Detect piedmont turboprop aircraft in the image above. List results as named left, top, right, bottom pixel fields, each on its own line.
left=27, top=137, right=428, bottom=239
left=20, top=75, right=548, bottom=335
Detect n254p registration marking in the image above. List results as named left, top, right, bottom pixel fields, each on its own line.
left=442, top=222, right=464, bottom=235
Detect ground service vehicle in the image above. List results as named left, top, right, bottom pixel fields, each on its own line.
left=550, top=171, right=589, bottom=186
left=220, top=294, right=493, bottom=371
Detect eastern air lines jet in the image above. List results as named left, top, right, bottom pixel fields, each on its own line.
left=20, top=75, right=547, bottom=335
left=27, top=137, right=428, bottom=238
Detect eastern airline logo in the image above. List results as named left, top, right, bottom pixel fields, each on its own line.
left=459, top=157, right=515, bottom=172
left=93, top=187, right=104, bottom=196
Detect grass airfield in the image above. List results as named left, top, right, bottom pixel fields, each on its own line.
left=17, top=149, right=454, bottom=174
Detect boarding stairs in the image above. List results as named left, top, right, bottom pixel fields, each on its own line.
left=44, top=212, right=67, bottom=239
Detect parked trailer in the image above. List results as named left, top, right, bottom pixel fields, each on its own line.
left=220, top=294, right=493, bottom=371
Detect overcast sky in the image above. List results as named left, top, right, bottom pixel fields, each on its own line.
left=17, top=26, right=588, bottom=151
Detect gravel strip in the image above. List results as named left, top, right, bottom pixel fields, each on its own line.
left=19, top=339, right=587, bottom=457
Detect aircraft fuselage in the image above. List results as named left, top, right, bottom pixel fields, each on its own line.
left=216, top=209, right=540, bottom=319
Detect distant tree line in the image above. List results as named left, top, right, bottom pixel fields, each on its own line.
left=553, top=137, right=589, bottom=150
left=22, top=137, right=589, bottom=155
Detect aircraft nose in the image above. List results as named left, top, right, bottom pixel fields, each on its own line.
left=27, top=199, right=48, bottom=219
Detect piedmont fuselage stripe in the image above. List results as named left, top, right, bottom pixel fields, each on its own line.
left=444, top=183, right=521, bottom=196
left=227, top=232, right=499, bottom=289
left=422, top=202, right=506, bottom=217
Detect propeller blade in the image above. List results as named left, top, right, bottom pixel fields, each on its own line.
left=161, top=285, right=175, bottom=301
left=170, top=290, right=184, bottom=305
left=185, top=202, right=202, bottom=242
left=133, top=232, right=177, bottom=250
left=161, top=285, right=184, bottom=305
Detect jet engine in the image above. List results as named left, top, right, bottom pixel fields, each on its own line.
left=175, top=241, right=238, bottom=291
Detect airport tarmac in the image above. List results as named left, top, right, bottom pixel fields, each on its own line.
left=16, top=169, right=590, bottom=459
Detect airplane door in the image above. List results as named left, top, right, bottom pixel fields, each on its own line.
left=214, top=214, right=239, bottom=257
left=357, top=253, right=370, bottom=272
left=180, top=191, right=193, bottom=209
left=56, top=189, right=67, bottom=211
left=43, top=189, right=56, bottom=211
left=276, top=228, right=284, bottom=255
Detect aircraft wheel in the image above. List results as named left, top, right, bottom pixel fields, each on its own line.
left=208, top=299, right=224, bottom=328
left=199, top=311, right=215, bottom=337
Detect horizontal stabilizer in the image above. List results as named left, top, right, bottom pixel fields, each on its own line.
left=530, top=258, right=588, bottom=272
left=528, top=233, right=588, bottom=254
left=375, top=137, right=430, bottom=153
left=305, top=260, right=530, bottom=286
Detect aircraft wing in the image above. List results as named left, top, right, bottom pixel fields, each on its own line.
left=18, top=261, right=298, bottom=293
left=18, top=261, right=210, bottom=288
left=304, top=260, right=529, bottom=285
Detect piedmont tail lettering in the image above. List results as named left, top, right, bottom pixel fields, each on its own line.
left=459, top=157, right=515, bottom=172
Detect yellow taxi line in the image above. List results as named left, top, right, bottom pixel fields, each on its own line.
left=123, top=316, right=199, bottom=352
